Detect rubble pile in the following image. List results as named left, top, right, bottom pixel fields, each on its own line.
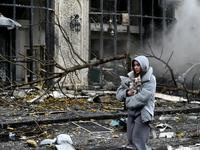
left=0, top=88, right=200, bottom=149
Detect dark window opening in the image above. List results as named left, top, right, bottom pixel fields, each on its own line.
left=16, top=0, right=30, bottom=5
left=16, top=7, right=30, bottom=20
left=89, top=0, right=175, bottom=87
left=0, top=0, right=13, bottom=4
left=0, top=6, right=13, bottom=18
left=0, top=0, right=55, bottom=86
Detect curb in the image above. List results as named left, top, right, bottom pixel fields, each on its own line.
left=2, top=107, right=200, bottom=128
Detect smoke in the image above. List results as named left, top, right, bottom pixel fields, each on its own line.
left=149, top=0, right=200, bottom=78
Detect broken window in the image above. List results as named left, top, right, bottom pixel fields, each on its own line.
left=0, top=0, right=54, bottom=86
left=24, top=45, right=45, bottom=83
left=89, top=0, right=175, bottom=86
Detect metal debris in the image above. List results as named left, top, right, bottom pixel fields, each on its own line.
left=155, top=123, right=174, bottom=132
left=0, top=14, right=22, bottom=30
left=72, top=121, right=113, bottom=133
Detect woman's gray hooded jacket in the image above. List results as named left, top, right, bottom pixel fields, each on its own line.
left=116, top=56, right=156, bottom=123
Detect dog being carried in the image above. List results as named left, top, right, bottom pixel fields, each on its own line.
left=128, top=75, right=141, bottom=95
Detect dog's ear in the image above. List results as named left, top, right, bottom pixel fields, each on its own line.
left=137, top=75, right=141, bottom=82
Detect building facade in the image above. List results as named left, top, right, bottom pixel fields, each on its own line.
left=0, top=0, right=54, bottom=86
left=0, top=0, right=176, bottom=88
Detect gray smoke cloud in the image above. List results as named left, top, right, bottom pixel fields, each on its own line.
left=149, top=0, right=200, bottom=82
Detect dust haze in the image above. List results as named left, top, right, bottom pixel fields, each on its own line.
left=148, top=0, right=200, bottom=81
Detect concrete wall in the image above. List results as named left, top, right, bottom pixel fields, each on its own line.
left=54, top=0, right=89, bottom=89
left=14, top=0, right=89, bottom=87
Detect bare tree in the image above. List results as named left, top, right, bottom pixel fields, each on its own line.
left=143, top=40, right=200, bottom=102
left=0, top=13, right=131, bottom=107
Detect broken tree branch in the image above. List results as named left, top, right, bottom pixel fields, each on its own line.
left=1, top=53, right=129, bottom=91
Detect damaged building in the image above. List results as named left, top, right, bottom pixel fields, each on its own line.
left=0, top=0, right=182, bottom=89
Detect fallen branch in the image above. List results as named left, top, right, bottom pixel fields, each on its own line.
left=2, top=53, right=129, bottom=90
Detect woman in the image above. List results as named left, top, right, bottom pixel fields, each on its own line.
left=116, top=55, right=156, bottom=150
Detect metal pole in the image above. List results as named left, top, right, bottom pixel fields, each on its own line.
left=88, top=0, right=92, bottom=84
left=114, top=0, right=117, bottom=73
left=151, top=0, right=154, bottom=47
left=12, top=0, right=16, bottom=82
left=45, top=0, right=50, bottom=75
left=49, top=0, right=54, bottom=73
left=46, top=0, right=49, bottom=50
left=29, top=0, right=33, bottom=82
left=13, top=0, right=16, bottom=20
left=100, top=0, right=103, bottom=86
left=139, top=0, right=143, bottom=50
left=162, top=0, right=166, bottom=43
left=89, top=0, right=91, bottom=61
left=127, top=0, right=130, bottom=53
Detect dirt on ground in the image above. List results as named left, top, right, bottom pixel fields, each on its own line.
left=0, top=90, right=200, bottom=150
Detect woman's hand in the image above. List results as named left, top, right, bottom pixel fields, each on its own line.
left=127, top=90, right=135, bottom=96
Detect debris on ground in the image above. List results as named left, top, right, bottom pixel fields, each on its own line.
left=0, top=89, right=200, bottom=149
left=109, top=117, right=127, bottom=129
left=40, top=134, right=75, bottom=149
left=9, top=132, right=15, bottom=140
left=25, top=139, right=37, bottom=147
left=72, top=121, right=113, bottom=133
left=155, top=123, right=174, bottom=132
left=159, top=132, right=175, bottom=138
left=155, top=92, right=187, bottom=102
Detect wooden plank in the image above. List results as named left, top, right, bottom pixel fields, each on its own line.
left=155, top=93, right=183, bottom=102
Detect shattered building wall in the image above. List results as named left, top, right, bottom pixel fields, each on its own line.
left=0, top=0, right=176, bottom=89
left=1, top=0, right=199, bottom=91
left=15, top=1, right=46, bottom=83
left=88, top=0, right=176, bottom=88
left=0, top=0, right=54, bottom=86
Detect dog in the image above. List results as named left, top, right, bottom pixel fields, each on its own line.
left=128, top=75, right=141, bottom=95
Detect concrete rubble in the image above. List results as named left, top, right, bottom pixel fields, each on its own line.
left=0, top=89, right=200, bottom=149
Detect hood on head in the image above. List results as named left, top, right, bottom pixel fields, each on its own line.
left=132, top=55, right=149, bottom=71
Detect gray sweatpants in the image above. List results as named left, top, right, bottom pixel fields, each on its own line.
left=127, top=115, right=152, bottom=150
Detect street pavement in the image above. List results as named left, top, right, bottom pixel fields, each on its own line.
left=1, top=91, right=200, bottom=149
